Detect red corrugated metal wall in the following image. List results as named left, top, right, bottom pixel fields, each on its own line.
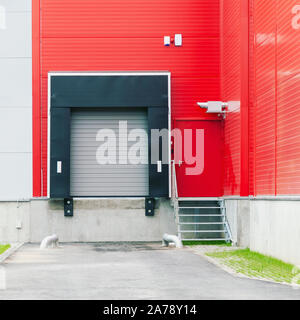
left=221, top=0, right=300, bottom=197
left=221, top=0, right=242, bottom=195
left=276, top=0, right=300, bottom=194
left=253, top=0, right=276, bottom=195
left=248, top=0, right=255, bottom=196
left=33, top=0, right=300, bottom=197
left=33, top=0, right=221, bottom=196
left=252, top=0, right=300, bottom=195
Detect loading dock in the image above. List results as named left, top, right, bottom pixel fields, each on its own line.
left=48, top=72, right=170, bottom=199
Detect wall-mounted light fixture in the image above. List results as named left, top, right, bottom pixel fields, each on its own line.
left=197, top=101, right=228, bottom=119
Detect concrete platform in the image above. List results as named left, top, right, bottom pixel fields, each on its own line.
left=0, top=243, right=300, bottom=300
left=0, top=198, right=177, bottom=243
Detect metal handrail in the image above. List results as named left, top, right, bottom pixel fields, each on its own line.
left=171, top=160, right=179, bottom=204
left=219, top=199, right=233, bottom=243
left=171, top=160, right=178, bottom=200
left=171, top=160, right=180, bottom=233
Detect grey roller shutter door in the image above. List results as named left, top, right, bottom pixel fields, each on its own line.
left=70, top=108, right=149, bottom=196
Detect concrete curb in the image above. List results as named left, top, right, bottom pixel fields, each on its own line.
left=0, top=243, right=24, bottom=263
left=186, top=246, right=300, bottom=289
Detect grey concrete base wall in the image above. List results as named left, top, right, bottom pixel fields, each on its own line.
left=0, top=198, right=177, bottom=243
left=0, top=201, right=31, bottom=243
left=224, top=199, right=250, bottom=247
left=250, top=200, right=300, bottom=266
left=225, top=198, right=300, bottom=265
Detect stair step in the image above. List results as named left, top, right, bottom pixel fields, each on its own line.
left=179, top=222, right=225, bottom=225
left=180, top=230, right=226, bottom=233
left=179, top=214, right=224, bottom=217
left=172, top=197, right=231, bottom=242
left=178, top=201, right=220, bottom=208
left=178, top=197, right=220, bottom=201
left=181, top=238, right=230, bottom=241
left=179, top=206, right=222, bottom=209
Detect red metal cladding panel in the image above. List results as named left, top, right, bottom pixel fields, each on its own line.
left=248, top=0, right=255, bottom=196
left=36, top=0, right=222, bottom=196
left=276, top=0, right=300, bottom=194
left=40, top=78, right=48, bottom=119
left=223, top=111, right=241, bottom=195
left=32, top=0, right=41, bottom=197
left=255, top=90, right=276, bottom=147
left=171, top=78, right=220, bottom=119
left=41, top=116, right=48, bottom=196
left=252, top=0, right=300, bottom=195
left=254, top=0, right=276, bottom=99
left=255, top=40, right=276, bottom=97
left=240, top=0, right=250, bottom=196
left=41, top=0, right=220, bottom=38
left=277, top=75, right=300, bottom=194
left=254, top=0, right=276, bottom=35
left=255, top=142, right=276, bottom=195
left=254, top=49, right=276, bottom=194
left=277, top=1, right=300, bottom=195
left=40, top=38, right=220, bottom=79
left=254, top=88, right=276, bottom=195
left=252, top=0, right=277, bottom=195
left=277, top=0, right=300, bottom=84
left=221, top=0, right=241, bottom=195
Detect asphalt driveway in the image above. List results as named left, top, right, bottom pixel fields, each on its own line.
left=0, top=243, right=300, bottom=300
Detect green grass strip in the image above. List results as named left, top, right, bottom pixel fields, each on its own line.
left=0, top=244, right=10, bottom=255
left=206, top=248, right=300, bottom=285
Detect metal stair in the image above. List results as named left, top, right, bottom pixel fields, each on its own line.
left=171, top=160, right=232, bottom=243
left=177, top=198, right=231, bottom=241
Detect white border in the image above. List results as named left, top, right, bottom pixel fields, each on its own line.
left=47, top=71, right=171, bottom=199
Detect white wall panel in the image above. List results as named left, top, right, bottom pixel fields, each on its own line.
left=0, top=12, right=31, bottom=57
left=0, top=153, right=31, bottom=200
left=0, top=107, right=31, bottom=152
left=0, top=58, right=32, bottom=107
left=0, top=1, right=32, bottom=200
left=0, top=0, right=31, bottom=12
